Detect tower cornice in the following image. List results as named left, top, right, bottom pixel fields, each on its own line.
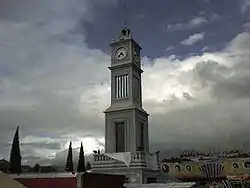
left=108, top=62, right=143, bottom=73
left=110, top=38, right=142, bottom=50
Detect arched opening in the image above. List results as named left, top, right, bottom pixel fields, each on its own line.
left=161, top=164, right=169, bottom=173
left=175, top=165, right=181, bottom=172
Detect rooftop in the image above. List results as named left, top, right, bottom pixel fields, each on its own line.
left=125, top=182, right=197, bottom=188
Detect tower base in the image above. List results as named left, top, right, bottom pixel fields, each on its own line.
left=91, top=152, right=167, bottom=184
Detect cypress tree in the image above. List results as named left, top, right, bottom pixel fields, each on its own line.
left=77, top=142, right=86, bottom=172
left=86, top=162, right=92, bottom=171
left=33, top=163, right=40, bottom=173
left=65, top=141, right=74, bottom=172
left=9, top=126, right=22, bottom=173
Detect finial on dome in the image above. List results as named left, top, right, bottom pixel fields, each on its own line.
left=119, top=26, right=131, bottom=40
left=111, top=1, right=132, bottom=43
left=118, top=1, right=132, bottom=40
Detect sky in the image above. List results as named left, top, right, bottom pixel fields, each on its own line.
left=0, top=0, right=250, bottom=166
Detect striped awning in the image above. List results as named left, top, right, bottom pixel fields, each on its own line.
left=199, top=162, right=224, bottom=179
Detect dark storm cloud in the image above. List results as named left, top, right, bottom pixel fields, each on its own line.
left=188, top=60, right=250, bottom=99
left=143, top=32, right=250, bottom=157
left=21, top=142, right=62, bottom=150
left=22, top=155, right=44, bottom=162
left=167, top=17, right=209, bottom=31
left=0, top=0, right=250, bottom=165
left=241, top=0, right=250, bottom=14
left=0, top=0, right=116, bottom=162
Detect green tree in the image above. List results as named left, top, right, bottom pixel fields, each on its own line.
left=77, top=142, right=86, bottom=172
left=9, top=126, right=22, bottom=173
left=86, top=162, right=92, bottom=171
left=65, top=141, right=74, bottom=172
left=33, top=163, right=40, bottom=173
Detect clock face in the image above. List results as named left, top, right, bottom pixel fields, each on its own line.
left=115, top=47, right=127, bottom=60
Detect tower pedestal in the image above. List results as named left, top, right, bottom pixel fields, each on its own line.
left=92, top=152, right=163, bottom=184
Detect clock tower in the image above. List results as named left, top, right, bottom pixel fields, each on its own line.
left=92, top=26, right=162, bottom=184
left=104, top=26, right=149, bottom=154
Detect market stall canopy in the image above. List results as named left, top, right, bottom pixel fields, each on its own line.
left=0, top=171, right=27, bottom=188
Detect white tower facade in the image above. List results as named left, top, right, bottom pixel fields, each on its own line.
left=104, top=26, right=149, bottom=154
left=92, top=27, right=162, bottom=184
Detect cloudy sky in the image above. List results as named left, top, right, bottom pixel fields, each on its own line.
left=0, top=0, right=250, bottom=165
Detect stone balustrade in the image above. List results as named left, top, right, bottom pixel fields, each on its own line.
left=93, top=152, right=146, bottom=163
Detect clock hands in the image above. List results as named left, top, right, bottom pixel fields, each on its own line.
left=118, top=52, right=124, bottom=58
left=115, top=47, right=127, bottom=60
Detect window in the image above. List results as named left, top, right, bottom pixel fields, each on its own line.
left=124, top=177, right=130, bottom=183
left=244, top=161, right=250, bottom=168
left=147, top=177, right=157, bottom=184
left=140, top=123, right=144, bottom=149
left=115, top=122, right=125, bottom=152
left=186, top=165, right=192, bottom=171
left=161, top=164, right=169, bottom=173
left=136, top=122, right=144, bottom=151
left=175, top=165, right=181, bottom=172
left=232, top=163, right=239, bottom=169
left=115, top=74, right=128, bottom=99
left=133, top=76, right=140, bottom=102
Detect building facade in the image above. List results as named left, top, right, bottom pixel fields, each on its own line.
left=0, top=159, right=10, bottom=173
left=161, top=155, right=250, bottom=182
left=91, top=26, right=162, bottom=184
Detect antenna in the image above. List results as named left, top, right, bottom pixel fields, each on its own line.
left=124, top=1, right=128, bottom=27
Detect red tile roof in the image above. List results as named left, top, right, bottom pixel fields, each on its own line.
left=16, top=177, right=77, bottom=188
left=11, top=172, right=125, bottom=188
left=11, top=173, right=77, bottom=188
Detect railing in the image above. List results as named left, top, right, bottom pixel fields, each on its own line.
left=93, top=152, right=146, bottom=163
